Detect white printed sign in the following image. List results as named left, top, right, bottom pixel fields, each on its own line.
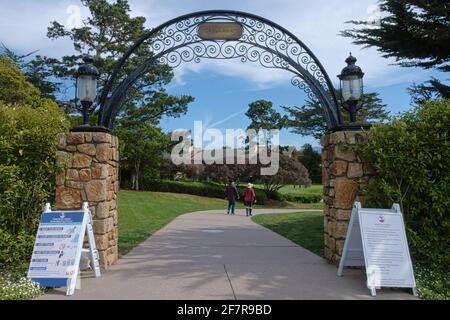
left=27, top=203, right=100, bottom=295
left=359, top=209, right=416, bottom=288
left=338, top=202, right=417, bottom=296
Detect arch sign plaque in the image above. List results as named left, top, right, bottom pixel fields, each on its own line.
left=198, top=22, right=243, bottom=40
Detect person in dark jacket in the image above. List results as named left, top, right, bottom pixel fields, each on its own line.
left=225, top=181, right=239, bottom=215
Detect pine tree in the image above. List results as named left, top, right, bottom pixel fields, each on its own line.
left=283, top=91, right=389, bottom=139
left=341, top=0, right=450, bottom=100
left=299, top=144, right=322, bottom=184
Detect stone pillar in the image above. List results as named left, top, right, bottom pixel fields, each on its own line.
left=55, top=132, right=119, bottom=269
left=321, top=130, right=374, bottom=265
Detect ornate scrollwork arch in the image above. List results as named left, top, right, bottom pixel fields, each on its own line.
left=99, top=10, right=341, bottom=130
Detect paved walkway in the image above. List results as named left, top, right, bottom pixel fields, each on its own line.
left=40, top=209, right=416, bottom=300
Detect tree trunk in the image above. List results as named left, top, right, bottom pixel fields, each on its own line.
left=134, top=161, right=140, bottom=191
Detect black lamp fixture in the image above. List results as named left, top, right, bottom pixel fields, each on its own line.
left=73, top=55, right=100, bottom=131
left=338, top=53, right=365, bottom=126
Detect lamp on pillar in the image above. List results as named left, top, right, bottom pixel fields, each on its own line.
left=338, top=53, right=366, bottom=129
left=73, top=55, right=108, bottom=132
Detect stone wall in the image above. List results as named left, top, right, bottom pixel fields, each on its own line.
left=55, top=132, right=119, bottom=268
left=321, top=130, right=374, bottom=265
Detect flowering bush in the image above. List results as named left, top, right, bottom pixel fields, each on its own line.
left=415, top=266, right=450, bottom=300
left=0, top=274, right=43, bottom=300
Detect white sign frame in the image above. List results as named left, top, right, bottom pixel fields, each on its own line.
left=27, top=202, right=101, bottom=295
left=337, top=202, right=417, bottom=297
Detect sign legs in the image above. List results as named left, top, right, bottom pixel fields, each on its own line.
left=86, top=206, right=101, bottom=278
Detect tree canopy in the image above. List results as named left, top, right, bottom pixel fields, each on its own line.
left=117, top=120, right=169, bottom=191
left=0, top=56, right=42, bottom=106
left=299, top=144, right=322, bottom=184
left=245, top=100, right=286, bottom=131
left=284, top=91, right=389, bottom=139
left=341, top=0, right=450, bottom=100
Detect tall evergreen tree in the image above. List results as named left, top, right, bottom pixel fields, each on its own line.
left=116, top=120, right=169, bottom=191
left=0, top=44, right=62, bottom=100
left=245, top=100, right=286, bottom=131
left=299, top=144, right=322, bottom=184
left=283, top=91, right=389, bottom=139
left=245, top=100, right=287, bottom=148
left=341, top=0, right=450, bottom=100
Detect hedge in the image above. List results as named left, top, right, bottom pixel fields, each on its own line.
left=141, top=179, right=268, bottom=204
left=0, top=57, right=70, bottom=273
left=357, top=99, right=450, bottom=271
left=0, top=229, right=35, bottom=274
left=277, top=193, right=322, bottom=203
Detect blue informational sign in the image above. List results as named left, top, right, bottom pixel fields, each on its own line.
left=27, top=203, right=101, bottom=295
left=27, top=210, right=87, bottom=288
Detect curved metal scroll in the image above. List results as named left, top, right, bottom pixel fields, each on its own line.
left=99, top=10, right=341, bottom=130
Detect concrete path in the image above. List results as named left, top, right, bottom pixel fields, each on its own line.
left=40, top=209, right=416, bottom=300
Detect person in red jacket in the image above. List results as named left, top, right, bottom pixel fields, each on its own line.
left=243, top=183, right=256, bottom=216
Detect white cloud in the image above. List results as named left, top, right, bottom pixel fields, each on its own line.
left=0, top=0, right=83, bottom=56
left=169, top=59, right=291, bottom=89
left=0, top=0, right=442, bottom=89
left=130, top=0, right=441, bottom=89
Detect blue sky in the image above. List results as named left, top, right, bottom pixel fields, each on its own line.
left=0, top=0, right=446, bottom=148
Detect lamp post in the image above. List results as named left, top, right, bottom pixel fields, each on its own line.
left=338, top=53, right=365, bottom=126
left=74, top=55, right=100, bottom=130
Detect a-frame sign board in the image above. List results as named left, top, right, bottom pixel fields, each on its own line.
left=337, top=202, right=417, bottom=297
left=27, top=202, right=101, bottom=296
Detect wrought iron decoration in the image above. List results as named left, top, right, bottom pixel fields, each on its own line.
left=99, top=10, right=341, bottom=130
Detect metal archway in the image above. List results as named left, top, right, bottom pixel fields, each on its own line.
left=98, top=10, right=342, bottom=130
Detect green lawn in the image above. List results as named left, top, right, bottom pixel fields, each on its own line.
left=278, top=184, right=323, bottom=195
left=278, top=201, right=323, bottom=210
left=252, top=211, right=324, bottom=257
left=250, top=183, right=323, bottom=195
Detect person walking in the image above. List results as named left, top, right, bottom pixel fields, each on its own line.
left=243, top=183, right=256, bottom=217
left=225, top=181, right=239, bottom=215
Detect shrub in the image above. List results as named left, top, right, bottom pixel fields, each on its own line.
left=278, top=193, right=322, bottom=203
left=141, top=178, right=268, bottom=204
left=0, top=229, right=35, bottom=274
left=0, top=57, right=70, bottom=272
left=415, top=265, right=450, bottom=300
left=0, top=273, right=44, bottom=300
left=0, top=57, right=41, bottom=106
left=358, top=100, right=450, bottom=270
